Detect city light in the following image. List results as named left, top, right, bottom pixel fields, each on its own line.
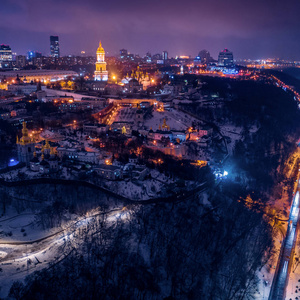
left=1, top=6, right=300, bottom=299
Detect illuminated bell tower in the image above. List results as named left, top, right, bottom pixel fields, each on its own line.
left=17, top=122, right=36, bottom=166
left=94, top=41, right=108, bottom=81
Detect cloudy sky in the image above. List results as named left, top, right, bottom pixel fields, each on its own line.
left=1, top=0, right=300, bottom=59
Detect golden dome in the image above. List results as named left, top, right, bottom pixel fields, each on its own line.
left=44, top=139, right=51, bottom=149
left=18, top=121, right=33, bottom=145
left=97, top=41, right=105, bottom=53
left=162, top=118, right=167, bottom=128
left=22, top=121, right=28, bottom=136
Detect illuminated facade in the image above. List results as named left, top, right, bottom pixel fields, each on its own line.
left=50, top=36, right=60, bottom=58
left=162, top=51, right=168, bottom=62
left=218, top=49, right=234, bottom=67
left=17, top=121, right=36, bottom=165
left=94, top=41, right=108, bottom=81
left=0, top=70, right=78, bottom=82
left=0, top=44, right=12, bottom=69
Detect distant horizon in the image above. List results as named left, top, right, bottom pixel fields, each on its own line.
left=1, top=0, right=300, bottom=61
left=3, top=40, right=300, bottom=62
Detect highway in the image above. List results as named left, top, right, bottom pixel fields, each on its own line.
left=269, top=177, right=300, bottom=299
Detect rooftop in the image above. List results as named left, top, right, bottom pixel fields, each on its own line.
left=96, top=164, right=121, bottom=171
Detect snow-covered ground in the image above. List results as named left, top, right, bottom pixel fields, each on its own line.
left=103, top=170, right=175, bottom=200
left=114, top=107, right=135, bottom=123
left=40, top=130, right=64, bottom=141
left=44, top=88, right=99, bottom=101
left=256, top=174, right=298, bottom=299
left=255, top=230, right=285, bottom=299
left=0, top=205, right=128, bottom=298
left=219, top=123, right=259, bottom=155
left=285, top=227, right=300, bottom=300
left=144, top=110, right=198, bottom=131
left=113, top=106, right=200, bottom=132
left=219, top=124, right=243, bottom=155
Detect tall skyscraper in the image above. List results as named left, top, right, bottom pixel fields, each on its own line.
left=0, top=44, right=13, bottom=68
left=94, top=41, right=108, bottom=81
left=162, top=51, right=168, bottom=62
left=50, top=36, right=60, bottom=58
left=218, top=49, right=234, bottom=67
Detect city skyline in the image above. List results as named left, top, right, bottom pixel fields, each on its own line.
left=1, top=0, right=300, bottom=60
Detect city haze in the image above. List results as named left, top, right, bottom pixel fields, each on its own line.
left=1, top=0, right=300, bottom=59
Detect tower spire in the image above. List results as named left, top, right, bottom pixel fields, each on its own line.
left=95, top=41, right=108, bottom=81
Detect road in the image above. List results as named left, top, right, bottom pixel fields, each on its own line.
left=0, top=177, right=209, bottom=298
left=269, top=176, right=300, bottom=299
left=0, top=207, right=131, bottom=297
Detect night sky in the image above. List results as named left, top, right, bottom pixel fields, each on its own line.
left=1, top=0, right=300, bottom=59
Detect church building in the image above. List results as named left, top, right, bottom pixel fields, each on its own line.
left=94, top=41, right=108, bottom=81
left=16, top=122, right=35, bottom=165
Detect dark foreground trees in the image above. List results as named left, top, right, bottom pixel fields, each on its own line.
left=12, top=186, right=273, bottom=300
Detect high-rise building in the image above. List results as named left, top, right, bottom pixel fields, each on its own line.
left=120, top=49, right=128, bottom=59
left=162, top=51, right=168, bottom=62
left=198, top=50, right=212, bottom=64
left=50, top=36, right=60, bottom=58
left=16, top=55, right=27, bottom=68
left=0, top=44, right=13, bottom=68
left=218, top=49, right=234, bottom=67
left=145, top=52, right=152, bottom=63
left=152, top=53, right=162, bottom=60
left=94, top=41, right=108, bottom=81
left=27, top=51, right=42, bottom=61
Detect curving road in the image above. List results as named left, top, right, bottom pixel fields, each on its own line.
left=0, top=207, right=131, bottom=298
